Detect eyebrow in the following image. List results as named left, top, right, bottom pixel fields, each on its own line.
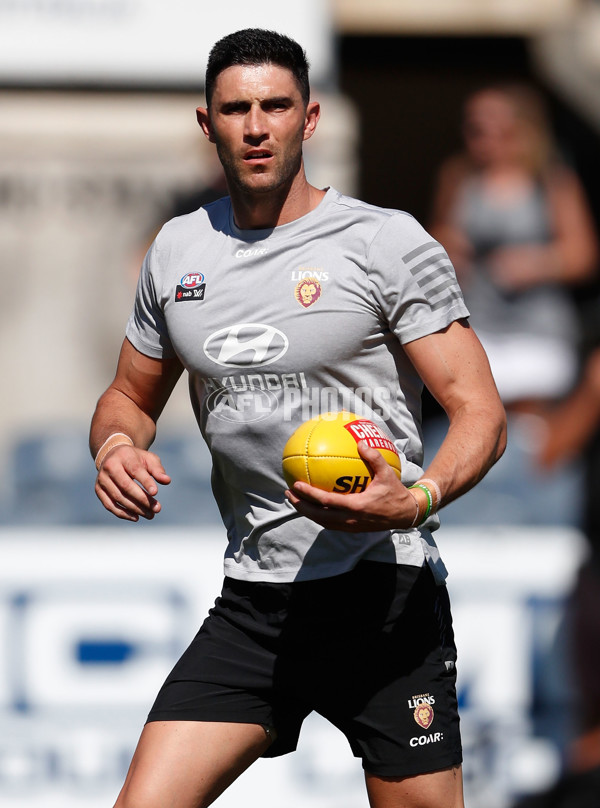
left=219, top=95, right=295, bottom=112
left=262, top=96, right=294, bottom=106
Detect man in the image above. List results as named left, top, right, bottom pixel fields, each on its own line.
left=90, top=28, right=506, bottom=808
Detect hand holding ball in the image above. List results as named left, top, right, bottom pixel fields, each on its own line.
left=282, top=412, right=401, bottom=493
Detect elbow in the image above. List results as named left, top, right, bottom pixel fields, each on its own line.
left=495, top=429, right=507, bottom=464
left=494, top=408, right=508, bottom=464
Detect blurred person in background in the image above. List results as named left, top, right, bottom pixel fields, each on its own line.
left=430, top=83, right=600, bottom=802
left=430, top=83, right=598, bottom=413
left=426, top=83, right=599, bottom=528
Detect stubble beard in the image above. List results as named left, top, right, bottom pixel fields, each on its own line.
left=215, top=133, right=304, bottom=199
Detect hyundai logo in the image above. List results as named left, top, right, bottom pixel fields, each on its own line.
left=203, top=323, right=289, bottom=368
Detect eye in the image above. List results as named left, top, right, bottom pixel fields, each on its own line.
left=221, top=102, right=250, bottom=115
left=264, top=98, right=292, bottom=112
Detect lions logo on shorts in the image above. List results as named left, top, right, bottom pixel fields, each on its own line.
left=409, top=693, right=436, bottom=729
left=294, top=277, right=322, bottom=308
left=414, top=703, right=434, bottom=729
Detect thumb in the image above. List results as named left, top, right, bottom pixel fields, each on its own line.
left=144, top=452, right=172, bottom=485
left=356, top=440, right=389, bottom=474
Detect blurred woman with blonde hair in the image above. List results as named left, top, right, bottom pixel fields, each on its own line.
left=431, top=83, right=598, bottom=411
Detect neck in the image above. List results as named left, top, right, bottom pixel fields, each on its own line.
left=229, top=172, right=326, bottom=230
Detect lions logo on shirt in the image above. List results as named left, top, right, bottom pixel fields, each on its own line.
left=294, top=277, right=322, bottom=309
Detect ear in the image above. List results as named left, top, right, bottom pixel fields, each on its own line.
left=196, top=107, right=215, bottom=143
left=303, top=101, right=320, bottom=142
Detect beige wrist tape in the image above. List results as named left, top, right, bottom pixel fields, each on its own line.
left=416, top=478, right=442, bottom=510
left=95, top=432, right=134, bottom=470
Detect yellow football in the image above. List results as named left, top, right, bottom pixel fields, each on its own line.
left=282, top=411, right=401, bottom=494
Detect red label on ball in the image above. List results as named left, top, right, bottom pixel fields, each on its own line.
left=343, top=420, right=398, bottom=455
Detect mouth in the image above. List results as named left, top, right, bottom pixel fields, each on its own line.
left=244, top=150, right=273, bottom=163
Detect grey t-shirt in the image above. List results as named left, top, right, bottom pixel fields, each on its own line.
left=126, top=188, right=469, bottom=583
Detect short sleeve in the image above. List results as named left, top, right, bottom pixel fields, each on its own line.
left=366, top=212, right=469, bottom=343
left=125, top=240, right=176, bottom=359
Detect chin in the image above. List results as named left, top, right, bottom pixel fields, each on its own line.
left=238, top=173, right=290, bottom=196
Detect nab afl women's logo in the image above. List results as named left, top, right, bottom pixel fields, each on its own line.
left=176, top=272, right=207, bottom=302
left=294, top=277, right=322, bottom=308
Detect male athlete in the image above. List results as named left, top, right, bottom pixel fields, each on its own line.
left=90, top=28, right=506, bottom=808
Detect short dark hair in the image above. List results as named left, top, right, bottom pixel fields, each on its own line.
left=205, top=28, right=310, bottom=108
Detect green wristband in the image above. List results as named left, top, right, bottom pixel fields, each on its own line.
left=409, top=483, right=433, bottom=524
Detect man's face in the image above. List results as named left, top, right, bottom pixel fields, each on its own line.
left=199, top=63, right=317, bottom=197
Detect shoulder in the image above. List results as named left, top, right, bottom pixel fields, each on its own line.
left=326, top=188, right=423, bottom=240
left=327, top=188, right=403, bottom=219
left=332, top=194, right=455, bottom=286
left=329, top=190, right=448, bottom=261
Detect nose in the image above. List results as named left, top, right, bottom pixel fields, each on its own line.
left=244, top=105, right=268, bottom=141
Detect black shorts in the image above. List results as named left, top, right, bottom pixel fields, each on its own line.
left=147, top=561, right=462, bottom=778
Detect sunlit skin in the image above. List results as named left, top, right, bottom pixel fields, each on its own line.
left=196, top=64, right=324, bottom=229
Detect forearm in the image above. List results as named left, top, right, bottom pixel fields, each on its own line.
left=286, top=400, right=506, bottom=534
left=405, top=321, right=507, bottom=510
left=422, top=399, right=506, bottom=509
left=90, top=387, right=158, bottom=460
left=90, top=339, right=183, bottom=463
left=288, top=321, right=507, bottom=531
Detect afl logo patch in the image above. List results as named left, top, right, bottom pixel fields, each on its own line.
left=294, top=277, right=322, bottom=309
left=176, top=272, right=206, bottom=302
left=181, top=272, right=204, bottom=289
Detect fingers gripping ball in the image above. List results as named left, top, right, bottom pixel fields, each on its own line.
left=282, top=411, right=401, bottom=494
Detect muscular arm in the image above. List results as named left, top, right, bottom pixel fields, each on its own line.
left=90, top=338, right=184, bottom=521
left=286, top=320, right=506, bottom=530
left=406, top=319, right=506, bottom=506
